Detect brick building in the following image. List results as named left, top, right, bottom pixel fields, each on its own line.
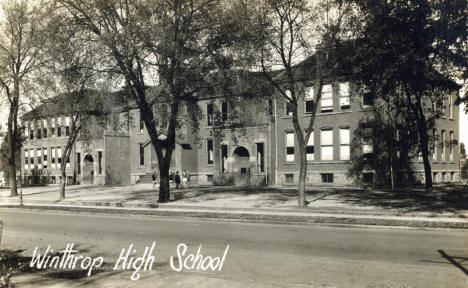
left=18, top=75, right=460, bottom=187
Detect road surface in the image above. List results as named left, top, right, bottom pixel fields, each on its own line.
left=0, top=208, right=467, bottom=287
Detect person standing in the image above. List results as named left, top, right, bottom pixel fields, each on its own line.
left=174, top=171, right=181, bottom=189
left=152, top=172, right=158, bottom=189
left=182, top=170, right=187, bottom=188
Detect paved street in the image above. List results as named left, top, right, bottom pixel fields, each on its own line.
left=1, top=208, right=467, bottom=287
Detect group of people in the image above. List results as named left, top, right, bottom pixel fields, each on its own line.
left=152, top=170, right=190, bottom=189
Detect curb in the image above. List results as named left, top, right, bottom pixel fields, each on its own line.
left=1, top=204, right=467, bottom=229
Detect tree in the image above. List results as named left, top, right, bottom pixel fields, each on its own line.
left=34, top=6, right=107, bottom=199
left=0, top=0, right=48, bottom=196
left=343, top=0, right=466, bottom=192
left=0, top=131, right=23, bottom=184
left=251, top=0, right=351, bottom=207
left=58, top=0, right=252, bottom=202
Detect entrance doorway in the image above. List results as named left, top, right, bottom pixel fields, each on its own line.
left=83, top=154, right=94, bottom=184
left=232, top=146, right=250, bottom=186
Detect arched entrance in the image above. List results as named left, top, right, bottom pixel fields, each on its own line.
left=82, top=154, right=94, bottom=184
left=232, top=146, right=250, bottom=186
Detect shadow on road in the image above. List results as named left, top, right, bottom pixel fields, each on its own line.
left=438, top=249, right=468, bottom=276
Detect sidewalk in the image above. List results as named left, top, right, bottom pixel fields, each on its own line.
left=1, top=184, right=468, bottom=228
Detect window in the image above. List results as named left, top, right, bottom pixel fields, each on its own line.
left=285, top=90, right=293, bottom=116
left=25, top=150, right=29, bottom=170
left=57, top=147, right=62, bottom=165
left=432, top=131, right=437, bottom=160
left=256, top=143, right=264, bottom=173
left=304, top=87, right=314, bottom=114
left=321, top=173, right=333, bottom=183
left=362, top=91, right=373, bottom=107
left=285, top=101, right=294, bottom=116
left=221, top=145, right=228, bottom=173
left=441, top=130, right=446, bottom=161
left=340, top=127, right=350, bottom=160
left=450, top=131, right=454, bottom=161
left=98, top=151, right=102, bottom=174
left=207, top=103, right=213, bottom=126
left=37, top=148, right=42, bottom=169
left=339, top=82, right=350, bottom=110
left=320, top=84, right=333, bottom=113
left=36, top=120, right=42, bottom=139
left=43, top=148, right=47, bottom=169
left=321, top=128, right=333, bottom=160
left=30, top=149, right=34, bottom=167
left=29, top=123, right=34, bottom=140
left=207, top=139, right=213, bottom=164
left=240, top=167, right=248, bottom=174
left=43, top=119, right=48, bottom=138
left=139, top=144, right=144, bottom=165
left=51, top=147, right=56, bottom=168
left=306, top=130, right=314, bottom=161
left=449, top=95, right=453, bottom=119
left=24, top=122, right=28, bottom=139
left=51, top=118, right=56, bottom=137
left=57, top=117, right=62, bottom=137
left=207, top=175, right=214, bottom=182
left=65, top=117, right=70, bottom=136
left=66, top=149, right=70, bottom=168
left=221, top=102, right=228, bottom=122
left=77, top=152, right=81, bottom=174
left=362, top=127, right=373, bottom=157
left=139, top=111, right=144, bottom=132
left=285, top=131, right=295, bottom=162
left=285, top=174, right=294, bottom=183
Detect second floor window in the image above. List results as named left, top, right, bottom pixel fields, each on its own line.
left=24, top=150, right=28, bottom=169
left=51, top=118, right=56, bottom=137
left=207, top=104, right=213, bottom=126
left=36, top=120, right=42, bottom=139
left=51, top=147, right=56, bottom=168
left=306, top=130, right=314, bottom=161
left=43, top=148, right=48, bottom=168
left=305, top=87, right=314, bottom=114
left=450, top=131, right=454, bottom=161
left=139, top=144, right=144, bottom=165
left=43, top=119, right=48, bottom=138
left=37, top=148, right=42, bottom=169
left=340, top=127, right=350, bottom=160
left=320, top=85, right=333, bottom=113
left=285, top=90, right=293, bottom=116
left=362, top=127, right=373, bottom=157
left=285, top=131, right=295, bottom=162
left=340, top=83, right=350, bottom=110
left=30, top=149, right=34, bottom=166
left=57, top=147, right=62, bottom=165
left=221, top=102, right=228, bottom=122
left=321, top=128, right=333, bottom=160
left=441, top=130, right=446, bottom=161
left=207, top=139, right=214, bottom=164
left=65, top=117, right=70, bottom=136
left=57, top=117, right=62, bottom=137
left=139, top=111, right=144, bottom=132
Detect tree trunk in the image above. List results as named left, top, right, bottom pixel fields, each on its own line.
left=7, top=130, right=17, bottom=197
left=416, top=96, right=432, bottom=192
left=7, top=107, right=18, bottom=197
left=60, top=164, right=66, bottom=199
left=158, top=163, right=170, bottom=203
left=297, top=144, right=307, bottom=207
